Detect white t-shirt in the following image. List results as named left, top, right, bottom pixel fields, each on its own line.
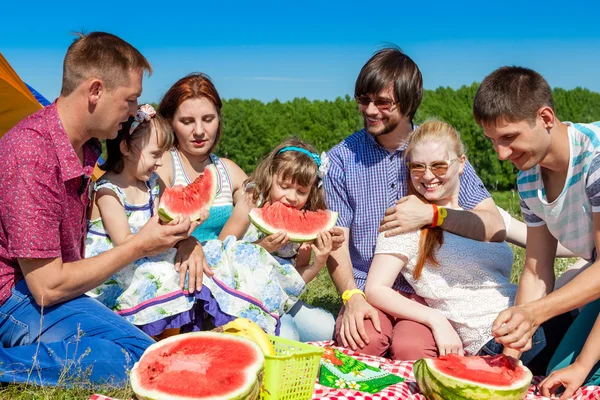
left=374, top=230, right=516, bottom=355
left=519, top=122, right=600, bottom=260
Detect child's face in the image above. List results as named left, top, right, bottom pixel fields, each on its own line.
left=172, top=97, right=219, bottom=158
left=126, top=126, right=165, bottom=182
left=269, top=174, right=314, bottom=210
left=408, top=141, right=464, bottom=204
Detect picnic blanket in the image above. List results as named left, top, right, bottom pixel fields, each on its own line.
left=90, top=340, right=600, bottom=400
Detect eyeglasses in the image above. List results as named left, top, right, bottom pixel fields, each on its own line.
left=354, top=95, right=398, bottom=111
left=407, top=159, right=458, bottom=177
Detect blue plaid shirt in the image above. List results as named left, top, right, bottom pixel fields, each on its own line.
left=324, top=129, right=490, bottom=292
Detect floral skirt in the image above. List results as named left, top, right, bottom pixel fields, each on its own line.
left=201, top=235, right=307, bottom=335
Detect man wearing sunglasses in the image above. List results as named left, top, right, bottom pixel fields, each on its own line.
left=323, top=47, right=507, bottom=357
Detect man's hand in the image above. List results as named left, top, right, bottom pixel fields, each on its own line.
left=379, top=195, right=432, bottom=237
left=256, top=231, right=290, bottom=253
left=175, top=237, right=213, bottom=293
left=329, top=227, right=345, bottom=251
left=492, top=305, right=538, bottom=351
left=540, top=362, right=590, bottom=400
left=339, top=295, right=381, bottom=351
left=136, top=216, right=199, bottom=256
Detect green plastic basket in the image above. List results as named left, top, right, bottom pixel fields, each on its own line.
left=260, top=334, right=325, bottom=400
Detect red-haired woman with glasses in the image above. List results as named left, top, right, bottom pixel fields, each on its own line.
left=364, top=120, right=568, bottom=374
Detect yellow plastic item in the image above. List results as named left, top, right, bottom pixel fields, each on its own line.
left=260, top=335, right=325, bottom=400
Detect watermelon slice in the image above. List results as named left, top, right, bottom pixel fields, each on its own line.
left=130, top=331, right=264, bottom=400
left=248, top=202, right=338, bottom=242
left=158, top=164, right=218, bottom=222
left=414, top=354, right=533, bottom=400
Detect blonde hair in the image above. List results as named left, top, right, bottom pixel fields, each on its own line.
left=405, top=120, right=465, bottom=279
left=245, top=138, right=326, bottom=211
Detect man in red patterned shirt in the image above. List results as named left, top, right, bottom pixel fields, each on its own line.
left=0, top=32, right=197, bottom=386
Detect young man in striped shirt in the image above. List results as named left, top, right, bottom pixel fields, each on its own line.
left=477, top=66, right=600, bottom=398
left=323, top=47, right=507, bottom=359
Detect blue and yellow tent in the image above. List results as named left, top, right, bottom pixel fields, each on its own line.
left=0, top=52, right=49, bottom=138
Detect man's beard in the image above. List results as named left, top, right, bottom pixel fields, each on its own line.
left=364, top=117, right=398, bottom=137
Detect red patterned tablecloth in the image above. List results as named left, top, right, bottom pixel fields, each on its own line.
left=309, top=341, right=600, bottom=399
left=90, top=340, right=600, bottom=400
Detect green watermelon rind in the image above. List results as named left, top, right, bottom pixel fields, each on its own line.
left=130, top=331, right=264, bottom=400
left=248, top=207, right=338, bottom=243
left=413, top=357, right=532, bottom=400
left=158, top=164, right=218, bottom=223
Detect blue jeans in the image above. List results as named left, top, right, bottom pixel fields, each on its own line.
left=478, top=325, right=546, bottom=366
left=279, top=301, right=335, bottom=342
left=0, top=280, right=154, bottom=386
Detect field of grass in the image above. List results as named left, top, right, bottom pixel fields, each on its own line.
left=0, top=191, right=578, bottom=399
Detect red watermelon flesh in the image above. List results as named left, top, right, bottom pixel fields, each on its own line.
left=248, top=201, right=338, bottom=242
left=130, top=332, right=264, bottom=400
left=433, top=354, right=528, bottom=386
left=158, top=164, right=218, bottom=222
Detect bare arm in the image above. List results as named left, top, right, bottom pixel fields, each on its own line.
left=218, top=194, right=254, bottom=240
left=380, top=196, right=506, bottom=242
left=20, top=216, right=195, bottom=307
left=95, top=188, right=135, bottom=246
left=493, top=213, right=600, bottom=350
left=326, top=227, right=358, bottom=294
left=504, top=214, right=576, bottom=258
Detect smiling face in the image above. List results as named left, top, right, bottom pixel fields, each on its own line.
left=359, top=86, right=403, bottom=137
left=483, top=117, right=552, bottom=171
left=408, top=140, right=465, bottom=205
left=123, top=124, right=166, bottom=182
left=268, top=173, right=315, bottom=210
left=171, top=97, right=220, bottom=158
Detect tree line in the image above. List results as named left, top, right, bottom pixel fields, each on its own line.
left=153, top=85, right=600, bottom=191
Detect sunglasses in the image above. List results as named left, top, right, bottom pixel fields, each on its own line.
left=407, top=159, right=458, bottom=177
left=354, top=95, right=398, bottom=111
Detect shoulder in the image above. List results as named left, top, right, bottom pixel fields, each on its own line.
left=218, top=157, right=248, bottom=187
left=327, top=130, right=367, bottom=160
left=374, top=230, right=420, bottom=255
left=155, top=149, right=175, bottom=188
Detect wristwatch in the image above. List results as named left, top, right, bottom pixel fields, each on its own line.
left=342, top=289, right=367, bottom=305
left=437, top=206, right=448, bottom=226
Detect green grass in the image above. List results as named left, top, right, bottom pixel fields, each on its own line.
left=1, top=191, right=578, bottom=398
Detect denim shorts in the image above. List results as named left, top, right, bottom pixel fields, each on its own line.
left=478, top=326, right=546, bottom=366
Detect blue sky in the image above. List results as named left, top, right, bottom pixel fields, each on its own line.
left=2, top=1, right=598, bottom=104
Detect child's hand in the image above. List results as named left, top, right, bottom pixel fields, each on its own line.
left=540, top=362, right=590, bottom=399
left=175, top=237, right=213, bottom=293
left=256, top=231, right=290, bottom=253
left=311, top=230, right=333, bottom=263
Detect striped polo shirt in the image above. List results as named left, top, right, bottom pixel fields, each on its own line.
left=519, top=122, right=600, bottom=260
left=324, top=129, right=490, bottom=292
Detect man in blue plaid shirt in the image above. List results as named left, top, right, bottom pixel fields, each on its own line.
left=323, top=47, right=507, bottom=358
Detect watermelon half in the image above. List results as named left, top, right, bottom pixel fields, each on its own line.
left=248, top=202, right=338, bottom=242
left=158, top=164, right=218, bottom=222
left=414, top=354, right=533, bottom=400
left=130, top=331, right=264, bottom=400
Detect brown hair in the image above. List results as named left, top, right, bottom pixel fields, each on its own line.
left=61, top=32, right=151, bottom=96
left=355, top=46, right=423, bottom=121
left=473, top=66, right=554, bottom=127
left=101, top=107, right=174, bottom=174
left=245, top=138, right=326, bottom=211
left=404, top=120, right=465, bottom=279
left=158, top=73, right=223, bottom=153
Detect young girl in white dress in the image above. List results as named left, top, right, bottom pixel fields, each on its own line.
left=86, top=104, right=207, bottom=338
left=365, top=120, right=547, bottom=364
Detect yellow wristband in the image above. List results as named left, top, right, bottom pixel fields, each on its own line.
left=342, top=289, right=367, bottom=305
left=437, top=206, right=448, bottom=226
